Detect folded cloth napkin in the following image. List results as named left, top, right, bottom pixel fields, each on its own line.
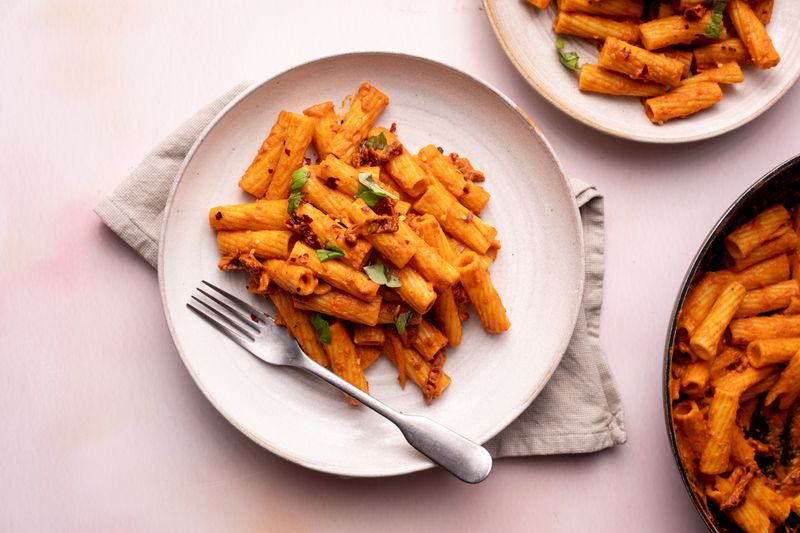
left=95, top=85, right=626, bottom=457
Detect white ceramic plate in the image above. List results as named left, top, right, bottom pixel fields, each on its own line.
left=483, top=0, right=800, bottom=143
left=159, top=52, right=584, bottom=477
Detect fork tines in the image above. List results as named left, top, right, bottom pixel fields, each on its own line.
left=186, top=280, right=268, bottom=347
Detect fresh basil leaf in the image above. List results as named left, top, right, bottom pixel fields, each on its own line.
left=556, top=36, right=580, bottom=72
left=395, top=311, right=414, bottom=334
left=354, top=184, right=383, bottom=208
left=357, top=172, right=398, bottom=200
left=316, top=242, right=344, bottom=262
left=363, top=263, right=401, bottom=288
left=704, top=0, right=729, bottom=39
left=309, top=312, right=331, bottom=344
left=362, top=132, right=388, bottom=150
left=287, top=169, right=310, bottom=214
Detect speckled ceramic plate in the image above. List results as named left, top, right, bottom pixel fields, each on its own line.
left=483, top=0, right=800, bottom=143
left=159, top=52, right=584, bottom=477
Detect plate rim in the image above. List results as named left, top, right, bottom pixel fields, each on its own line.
left=157, top=50, right=586, bottom=477
left=482, top=0, right=800, bottom=144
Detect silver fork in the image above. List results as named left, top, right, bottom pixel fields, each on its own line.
left=187, top=280, right=492, bottom=483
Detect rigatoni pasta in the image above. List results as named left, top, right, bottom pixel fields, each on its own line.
left=208, top=82, right=509, bottom=405
left=671, top=201, right=800, bottom=532
left=526, top=0, right=782, bottom=124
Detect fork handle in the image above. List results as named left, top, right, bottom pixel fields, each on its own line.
left=297, top=357, right=492, bottom=483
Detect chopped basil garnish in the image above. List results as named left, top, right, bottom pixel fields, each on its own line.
left=395, top=311, right=414, bottom=334
left=287, top=169, right=309, bottom=214
left=354, top=172, right=398, bottom=208
left=556, top=36, right=580, bottom=72
left=309, top=312, right=331, bottom=344
left=316, top=242, right=344, bottom=262
left=362, top=132, right=388, bottom=150
left=363, top=263, right=401, bottom=288
left=704, top=0, right=729, bottom=39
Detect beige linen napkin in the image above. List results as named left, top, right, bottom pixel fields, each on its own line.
left=95, top=85, right=626, bottom=456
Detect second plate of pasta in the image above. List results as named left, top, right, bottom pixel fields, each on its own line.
left=483, top=0, right=800, bottom=143
left=159, top=52, right=584, bottom=477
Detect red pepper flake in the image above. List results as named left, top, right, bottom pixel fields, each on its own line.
left=268, top=168, right=274, bottom=174
left=325, top=177, right=339, bottom=190
left=215, top=211, right=223, bottom=220
left=303, top=157, right=312, bottom=165
left=436, top=146, right=444, bottom=154
left=389, top=122, right=397, bottom=133
left=465, top=213, right=474, bottom=223
left=284, top=148, right=291, bottom=156
left=250, top=313, right=260, bottom=323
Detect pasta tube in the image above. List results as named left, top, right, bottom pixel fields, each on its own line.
left=725, top=205, right=791, bottom=260
left=303, top=101, right=339, bottom=158
left=353, top=325, right=385, bottom=346
left=217, top=230, right=293, bottom=260
left=408, top=214, right=459, bottom=264
left=268, top=287, right=329, bottom=367
left=325, top=321, right=369, bottom=405
left=745, top=477, right=791, bottom=523
left=719, top=253, right=790, bottom=289
left=729, top=315, right=800, bottom=345
left=644, top=82, right=723, bottom=125
left=693, top=38, right=751, bottom=72
left=640, top=9, right=726, bottom=50
left=265, top=113, right=317, bottom=200
left=288, top=242, right=378, bottom=302
left=329, top=83, right=389, bottom=161
left=393, top=265, right=437, bottom=315
left=598, top=37, right=685, bottom=87
left=293, top=203, right=372, bottom=269
left=727, top=0, right=780, bottom=69
left=367, top=127, right=430, bottom=197
left=728, top=230, right=798, bottom=272
left=209, top=200, right=289, bottom=231
left=413, top=186, right=495, bottom=254
left=553, top=12, right=639, bottom=43
left=293, top=289, right=382, bottom=326
left=411, top=319, right=449, bottom=361
left=357, top=346, right=382, bottom=370
left=558, top=0, right=643, bottom=17
left=659, top=49, right=693, bottom=79
left=734, top=280, right=800, bottom=318
left=750, top=0, right=773, bottom=25
left=699, top=388, right=739, bottom=475
left=713, top=366, right=777, bottom=396
left=579, top=64, right=666, bottom=97
left=433, top=288, right=462, bottom=347
left=690, top=282, right=746, bottom=360
left=418, top=145, right=490, bottom=213
left=672, top=400, right=708, bottom=458
left=385, top=330, right=451, bottom=400
left=681, top=63, right=744, bottom=86
left=263, top=259, right=317, bottom=296
left=239, top=111, right=291, bottom=198
left=456, top=251, right=510, bottom=333
left=747, top=337, right=800, bottom=368
left=680, top=360, right=711, bottom=397
left=345, top=199, right=418, bottom=268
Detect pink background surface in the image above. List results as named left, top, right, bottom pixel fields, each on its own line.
left=3, top=1, right=800, bottom=531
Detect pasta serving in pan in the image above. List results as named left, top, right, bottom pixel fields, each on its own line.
left=671, top=203, right=800, bottom=532
left=208, top=82, right=510, bottom=405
